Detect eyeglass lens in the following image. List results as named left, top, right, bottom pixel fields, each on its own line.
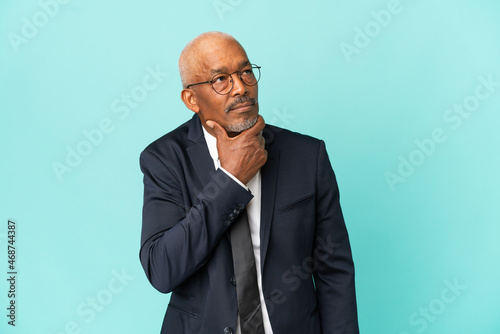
left=212, top=66, right=260, bottom=94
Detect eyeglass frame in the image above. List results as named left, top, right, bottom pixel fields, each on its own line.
left=185, top=64, right=261, bottom=95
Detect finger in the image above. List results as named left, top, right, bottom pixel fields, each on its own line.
left=258, top=133, right=266, bottom=147
left=206, top=120, right=228, bottom=140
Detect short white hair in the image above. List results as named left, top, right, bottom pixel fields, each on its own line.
left=178, top=31, right=240, bottom=88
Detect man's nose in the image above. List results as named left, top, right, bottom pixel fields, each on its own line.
left=230, top=74, right=248, bottom=96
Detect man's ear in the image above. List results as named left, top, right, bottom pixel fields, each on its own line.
left=181, top=89, right=200, bottom=113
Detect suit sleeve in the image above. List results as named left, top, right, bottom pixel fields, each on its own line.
left=313, top=140, right=359, bottom=333
left=139, top=149, right=253, bottom=293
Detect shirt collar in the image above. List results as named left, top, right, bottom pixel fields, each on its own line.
left=201, top=124, right=219, bottom=169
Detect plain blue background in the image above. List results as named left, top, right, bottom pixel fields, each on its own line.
left=1, top=0, right=499, bottom=333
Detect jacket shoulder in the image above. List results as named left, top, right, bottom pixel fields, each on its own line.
left=264, top=124, right=323, bottom=152
left=142, top=118, right=192, bottom=154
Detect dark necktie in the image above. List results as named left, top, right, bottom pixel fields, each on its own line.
left=229, top=210, right=265, bottom=334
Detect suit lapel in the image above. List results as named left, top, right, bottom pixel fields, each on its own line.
left=186, top=115, right=215, bottom=187
left=260, top=126, right=280, bottom=271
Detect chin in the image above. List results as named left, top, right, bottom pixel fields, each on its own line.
left=225, top=115, right=258, bottom=133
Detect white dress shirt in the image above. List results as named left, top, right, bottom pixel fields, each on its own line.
left=202, top=125, right=273, bottom=334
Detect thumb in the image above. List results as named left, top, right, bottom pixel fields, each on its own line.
left=206, top=120, right=228, bottom=139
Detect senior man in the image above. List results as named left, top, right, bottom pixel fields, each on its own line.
left=139, top=31, right=359, bottom=334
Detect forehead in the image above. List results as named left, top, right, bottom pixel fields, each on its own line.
left=198, top=39, right=250, bottom=75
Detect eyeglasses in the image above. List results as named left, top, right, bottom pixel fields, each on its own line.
left=186, top=64, right=261, bottom=95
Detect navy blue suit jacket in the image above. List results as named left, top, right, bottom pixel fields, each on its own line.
left=139, top=114, right=358, bottom=333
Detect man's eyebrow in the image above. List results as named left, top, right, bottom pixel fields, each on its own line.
left=209, top=61, right=251, bottom=76
left=209, top=67, right=226, bottom=76
left=237, top=60, right=251, bottom=69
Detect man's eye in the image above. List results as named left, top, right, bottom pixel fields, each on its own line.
left=242, top=69, right=253, bottom=75
left=214, top=75, right=227, bottom=82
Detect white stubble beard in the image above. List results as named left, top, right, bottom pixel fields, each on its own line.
left=225, top=115, right=258, bottom=133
